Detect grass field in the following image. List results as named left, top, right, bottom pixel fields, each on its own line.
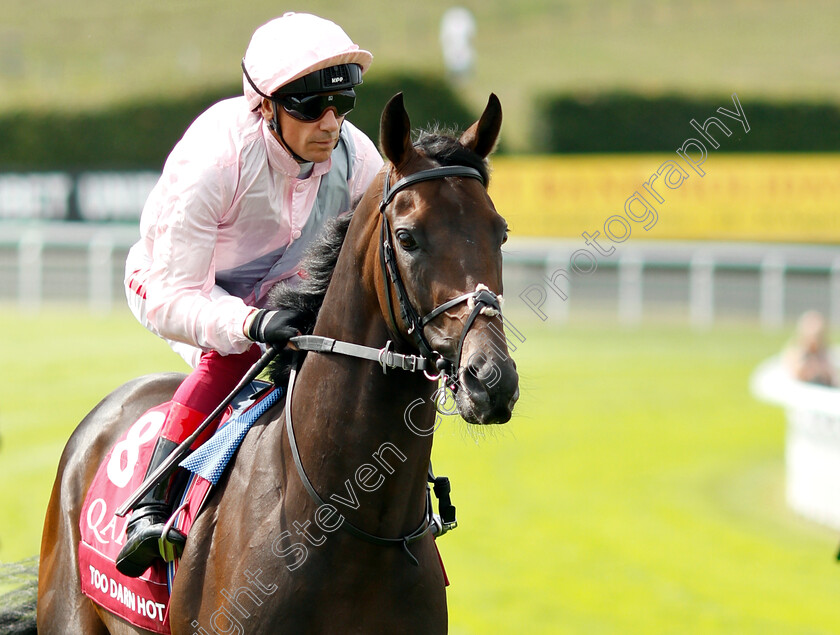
left=2, top=305, right=840, bottom=632
left=4, top=0, right=839, bottom=150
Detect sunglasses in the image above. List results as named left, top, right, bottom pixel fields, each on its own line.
left=275, top=90, right=356, bottom=122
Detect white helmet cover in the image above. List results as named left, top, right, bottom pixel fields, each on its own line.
left=242, top=13, right=373, bottom=110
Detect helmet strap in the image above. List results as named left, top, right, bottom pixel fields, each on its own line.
left=268, top=101, right=344, bottom=164
left=245, top=61, right=345, bottom=164
left=269, top=101, right=309, bottom=164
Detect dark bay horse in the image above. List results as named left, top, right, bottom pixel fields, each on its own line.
left=37, top=93, right=519, bottom=634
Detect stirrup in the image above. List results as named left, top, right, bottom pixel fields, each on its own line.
left=116, top=515, right=185, bottom=577
left=159, top=502, right=189, bottom=562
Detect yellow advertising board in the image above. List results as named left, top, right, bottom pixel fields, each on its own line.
left=488, top=154, right=840, bottom=243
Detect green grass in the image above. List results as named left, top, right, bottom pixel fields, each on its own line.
left=2, top=305, right=840, bottom=632
left=0, top=305, right=188, bottom=565
left=431, top=314, right=840, bottom=633
left=4, top=0, right=839, bottom=150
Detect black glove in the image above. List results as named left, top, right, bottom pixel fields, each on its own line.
left=246, top=309, right=303, bottom=347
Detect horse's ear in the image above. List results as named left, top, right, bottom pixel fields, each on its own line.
left=380, top=92, right=414, bottom=167
left=459, top=93, right=503, bottom=159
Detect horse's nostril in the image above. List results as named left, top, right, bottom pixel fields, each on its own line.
left=465, top=356, right=502, bottom=388
left=466, top=360, right=482, bottom=379
left=460, top=366, right=484, bottom=392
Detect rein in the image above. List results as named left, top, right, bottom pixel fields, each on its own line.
left=284, top=164, right=501, bottom=563
left=284, top=357, right=433, bottom=566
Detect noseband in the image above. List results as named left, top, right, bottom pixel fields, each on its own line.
left=378, top=165, right=503, bottom=385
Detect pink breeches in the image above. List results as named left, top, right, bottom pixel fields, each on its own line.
left=161, top=346, right=262, bottom=443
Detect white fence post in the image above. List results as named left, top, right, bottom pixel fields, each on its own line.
left=88, top=231, right=115, bottom=313
left=831, top=258, right=840, bottom=328
left=544, top=251, right=570, bottom=324
left=690, top=253, right=715, bottom=329
left=18, top=229, right=43, bottom=311
left=760, top=255, right=785, bottom=329
left=618, top=254, right=643, bottom=325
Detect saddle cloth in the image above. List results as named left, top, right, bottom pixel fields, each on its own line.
left=77, top=382, right=280, bottom=634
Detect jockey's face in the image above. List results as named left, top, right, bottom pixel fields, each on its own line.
left=261, top=97, right=343, bottom=164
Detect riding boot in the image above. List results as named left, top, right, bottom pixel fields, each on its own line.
left=115, top=436, right=187, bottom=577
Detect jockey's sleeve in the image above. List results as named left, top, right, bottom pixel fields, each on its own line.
left=139, top=102, right=383, bottom=356
left=143, top=132, right=252, bottom=355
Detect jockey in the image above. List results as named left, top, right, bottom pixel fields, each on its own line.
left=118, top=13, right=383, bottom=577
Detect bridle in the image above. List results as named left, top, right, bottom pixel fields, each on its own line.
left=284, top=163, right=504, bottom=563
left=378, top=165, right=503, bottom=386
left=292, top=163, right=504, bottom=385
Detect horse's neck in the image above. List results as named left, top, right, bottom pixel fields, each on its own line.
left=287, top=213, right=438, bottom=534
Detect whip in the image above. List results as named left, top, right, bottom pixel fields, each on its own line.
left=115, top=346, right=279, bottom=517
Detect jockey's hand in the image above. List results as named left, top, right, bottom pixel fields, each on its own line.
left=245, top=309, right=303, bottom=348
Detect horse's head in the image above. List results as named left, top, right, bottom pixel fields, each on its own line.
left=376, top=93, right=519, bottom=425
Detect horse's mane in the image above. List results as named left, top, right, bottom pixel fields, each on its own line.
left=265, top=211, right=353, bottom=384
left=266, top=129, right=489, bottom=385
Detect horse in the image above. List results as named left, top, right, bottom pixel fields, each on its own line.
left=36, top=92, right=519, bottom=634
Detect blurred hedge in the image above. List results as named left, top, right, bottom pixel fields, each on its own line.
left=532, top=92, right=840, bottom=153
left=348, top=73, right=480, bottom=146
left=0, top=73, right=478, bottom=171
left=7, top=86, right=838, bottom=169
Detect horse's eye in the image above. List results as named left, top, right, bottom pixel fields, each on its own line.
left=395, top=229, right=418, bottom=251
left=502, top=231, right=509, bottom=245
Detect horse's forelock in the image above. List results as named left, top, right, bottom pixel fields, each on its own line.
left=414, top=129, right=490, bottom=186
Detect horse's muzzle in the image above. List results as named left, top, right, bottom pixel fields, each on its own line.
left=455, top=353, right=519, bottom=425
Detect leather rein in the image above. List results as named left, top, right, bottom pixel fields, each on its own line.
left=285, top=164, right=502, bottom=564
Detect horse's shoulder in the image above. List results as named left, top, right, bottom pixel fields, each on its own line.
left=188, top=399, right=286, bottom=533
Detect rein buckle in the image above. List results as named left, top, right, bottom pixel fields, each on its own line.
left=378, top=340, right=394, bottom=374
left=402, top=355, right=418, bottom=373
left=430, top=514, right=458, bottom=537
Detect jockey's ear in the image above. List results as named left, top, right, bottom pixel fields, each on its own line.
left=259, top=98, right=274, bottom=122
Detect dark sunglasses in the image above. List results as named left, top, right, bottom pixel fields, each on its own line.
left=275, top=90, right=356, bottom=122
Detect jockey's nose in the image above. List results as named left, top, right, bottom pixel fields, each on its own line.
left=319, top=109, right=341, bottom=132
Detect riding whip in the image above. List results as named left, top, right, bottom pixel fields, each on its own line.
left=115, top=345, right=279, bottom=517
